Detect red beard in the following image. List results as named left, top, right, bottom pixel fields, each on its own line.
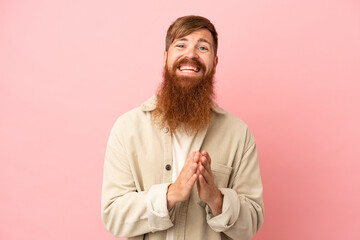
left=154, top=58, right=216, bottom=135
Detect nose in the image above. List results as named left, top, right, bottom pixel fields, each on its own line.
left=185, top=46, right=199, bottom=59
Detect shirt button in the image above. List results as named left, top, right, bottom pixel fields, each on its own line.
left=162, top=127, right=169, bottom=133
left=165, top=164, right=171, bottom=171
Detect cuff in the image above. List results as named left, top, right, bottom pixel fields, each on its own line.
left=206, top=188, right=240, bottom=232
left=146, top=183, right=174, bottom=232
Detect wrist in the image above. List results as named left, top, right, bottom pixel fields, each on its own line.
left=166, top=184, right=177, bottom=210
left=207, top=188, right=223, bottom=216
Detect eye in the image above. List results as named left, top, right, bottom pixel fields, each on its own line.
left=199, top=46, right=209, bottom=51
left=175, top=44, right=185, bottom=48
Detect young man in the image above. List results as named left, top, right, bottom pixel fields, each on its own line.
left=101, top=15, right=264, bottom=240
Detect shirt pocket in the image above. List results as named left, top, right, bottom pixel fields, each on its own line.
left=211, top=163, right=233, bottom=188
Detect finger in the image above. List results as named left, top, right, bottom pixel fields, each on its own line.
left=192, top=152, right=201, bottom=174
left=185, top=162, right=197, bottom=180
left=202, top=150, right=211, bottom=165
left=198, top=174, right=208, bottom=186
left=192, top=162, right=199, bottom=173
left=196, top=162, right=200, bottom=175
left=186, top=152, right=196, bottom=164
left=199, top=164, right=213, bottom=184
left=181, top=154, right=197, bottom=180
left=186, top=172, right=198, bottom=186
left=200, top=155, right=212, bottom=174
left=193, top=151, right=201, bottom=163
left=186, top=152, right=196, bottom=167
left=193, top=152, right=202, bottom=175
left=198, top=163, right=206, bottom=175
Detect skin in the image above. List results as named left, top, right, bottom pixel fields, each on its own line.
left=165, top=29, right=223, bottom=216
left=197, top=150, right=223, bottom=216
left=164, top=29, right=218, bottom=80
left=167, top=151, right=223, bottom=216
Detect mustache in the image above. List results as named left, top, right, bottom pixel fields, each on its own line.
left=173, top=58, right=207, bottom=72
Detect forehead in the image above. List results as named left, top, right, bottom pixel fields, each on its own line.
left=173, top=29, right=214, bottom=45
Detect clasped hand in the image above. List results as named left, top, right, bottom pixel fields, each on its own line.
left=167, top=151, right=223, bottom=216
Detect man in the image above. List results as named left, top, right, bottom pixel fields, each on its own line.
left=101, top=15, right=264, bottom=240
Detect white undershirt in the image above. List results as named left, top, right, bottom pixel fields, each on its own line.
left=166, top=129, right=195, bottom=240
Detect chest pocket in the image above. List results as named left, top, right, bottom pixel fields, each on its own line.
left=211, top=163, right=233, bottom=188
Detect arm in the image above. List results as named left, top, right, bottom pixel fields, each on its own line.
left=101, top=121, right=173, bottom=238
left=198, top=143, right=264, bottom=240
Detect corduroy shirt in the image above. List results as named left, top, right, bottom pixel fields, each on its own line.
left=101, top=95, right=264, bottom=240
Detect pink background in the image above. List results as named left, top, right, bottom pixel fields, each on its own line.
left=1, top=0, right=360, bottom=239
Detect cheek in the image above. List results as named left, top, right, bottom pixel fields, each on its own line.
left=205, top=60, right=214, bottom=70
left=168, top=61, right=176, bottom=70
left=168, top=56, right=182, bottom=69
left=167, top=55, right=175, bottom=66
left=166, top=58, right=177, bottom=72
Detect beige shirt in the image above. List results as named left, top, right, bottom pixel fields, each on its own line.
left=101, top=95, right=264, bottom=240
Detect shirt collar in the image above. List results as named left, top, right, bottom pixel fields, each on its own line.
left=141, top=95, right=226, bottom=114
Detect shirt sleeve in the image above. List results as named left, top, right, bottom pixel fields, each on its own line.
left=101, top=118, right=173, bottom=238
left=146, top=183, right=174, bottom=232
left=206, top=140, right=264, bottom=240
left=205, top=188, right=240, bottom=231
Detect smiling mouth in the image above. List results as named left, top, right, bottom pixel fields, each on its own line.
left=178, top=65, right=200, bottom=73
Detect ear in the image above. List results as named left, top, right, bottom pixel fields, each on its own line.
left=163, top=51, right=168, bottom=67
left=213, top=56, right=219, bottom=73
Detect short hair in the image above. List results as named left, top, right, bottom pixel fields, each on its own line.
left=165, top=15, right=218, bottom=55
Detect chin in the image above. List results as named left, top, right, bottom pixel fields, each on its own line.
left=175, top=76, right=202, bottom=88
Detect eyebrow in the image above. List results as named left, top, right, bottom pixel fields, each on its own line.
left=198, top=38, right=211, bottom=45
left=175, top=38, right=211, bottom=45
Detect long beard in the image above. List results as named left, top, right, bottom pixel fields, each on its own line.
left=154, top=59, right=216, bottom=135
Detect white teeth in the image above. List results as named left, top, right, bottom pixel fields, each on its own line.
left=179, top=66, right=199, bottom=72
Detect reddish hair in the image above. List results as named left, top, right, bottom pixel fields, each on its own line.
left=165, top=15, right=218, bottom=55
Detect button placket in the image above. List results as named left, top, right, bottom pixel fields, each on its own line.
left=161, top=125, right=172, bottom=183
left=164, top=128, right=171, bottom=172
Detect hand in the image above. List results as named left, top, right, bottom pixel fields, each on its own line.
left=197, top=150, right=223, bottom=216
left=167, top=152, right=199, bottom=210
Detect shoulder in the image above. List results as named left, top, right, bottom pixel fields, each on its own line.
left=212, top=105, right=250, bottom=131
left=111, top=96, right=155, bottom=132
left=211, top=105, right=256, bottom=147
